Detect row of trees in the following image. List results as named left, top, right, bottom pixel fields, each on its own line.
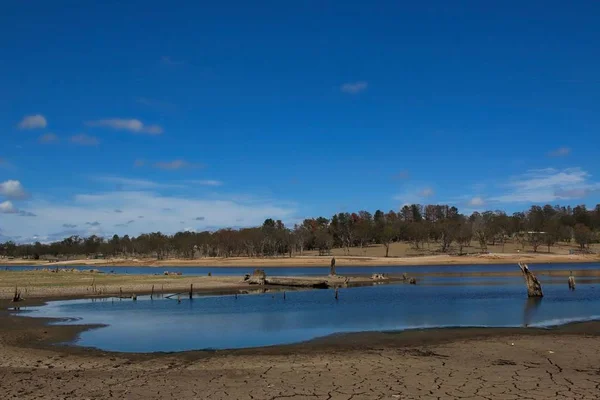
left=1, top=204, right=600, bottom=260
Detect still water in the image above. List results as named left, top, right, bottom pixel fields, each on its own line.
left=5, top=262, right=600, bottom=276
left=20, top=275, right=600, bottom=352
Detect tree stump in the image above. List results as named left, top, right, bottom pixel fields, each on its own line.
left=568, top=271, right=576, bottom=291
left=248, top=269, right=266, bottom=285
left=518, top=263, right=543, bottom=297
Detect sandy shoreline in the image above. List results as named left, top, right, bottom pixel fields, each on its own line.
left=3, top=252, right=600, bottom=268
left=2, top=296, right=600, bottom=399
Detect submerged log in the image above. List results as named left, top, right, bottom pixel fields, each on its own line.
left=518, top=263, right=543, bottom=297
left=568, top=271, right=576, bottom=291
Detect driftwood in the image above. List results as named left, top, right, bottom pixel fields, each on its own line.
left=568, top=271, right=576, bottom=291
left=265, top=277, right=330, bottom=288
left=518, top=263, right=543, bottom=297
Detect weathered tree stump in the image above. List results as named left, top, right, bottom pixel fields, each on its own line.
left=12, top=286, right=22, bottom=302
left=568, top=271, right=576, bottom=291
left=247, top=269, right=267, bottom=285
left=518, top=263, right=543, bottom=297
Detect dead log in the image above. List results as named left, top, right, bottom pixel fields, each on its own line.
left=518, top=263, right=543, bottom=297
left=568, top=271, right=576, bottom=291
left=265, top=277, right=329, bottom=288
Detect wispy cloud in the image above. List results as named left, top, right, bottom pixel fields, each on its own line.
left=489, top=167, right=600, bottom=203
left=39, top=133, right=59, bottom=144
left=94, top=176, right=185, bottom=190
left=548, top=147, right=571, bottom=157
left=419, top=188, right=434, bottom=198
left=114, top=209, right=123, bottom=213
left=18, top=114, right=47, bottom=130
left=153, top=159, right=200, bottom=170
left=0, top=180, right=28, bottom=200
left=71, top=134, right=99, bottom=146
left=340, top=81, right=368, bottom=94
left=1, top=191, right=296, bottom=242
left=468, top=196, right=485, bottom=207
left=195, top=216, right=205, bottom=221
left=393, top=185, right=436, bottom=205
left=86, top=119, right=163, bottom=135
left=185, top=179, right=223, bottom=186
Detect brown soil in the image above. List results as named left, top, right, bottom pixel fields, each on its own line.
left=2, top=295, right=600, bottom=399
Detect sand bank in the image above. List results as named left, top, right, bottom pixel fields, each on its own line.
left=2, top=252, right=599, bottom=268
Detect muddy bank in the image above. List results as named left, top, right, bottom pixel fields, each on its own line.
left=2, top=296, right=600, bottom=399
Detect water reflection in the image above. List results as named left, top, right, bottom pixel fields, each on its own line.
left=523, top=297, right=543, bottom=327
left=18, top=276, right=600, bottom=352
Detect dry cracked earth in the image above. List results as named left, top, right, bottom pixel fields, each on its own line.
left=2, top=333, right=600, bottom=400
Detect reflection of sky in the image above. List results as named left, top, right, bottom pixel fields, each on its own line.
left=4, top=262, right=600, bottom=276
left=21, top=278, right=600, bottom=352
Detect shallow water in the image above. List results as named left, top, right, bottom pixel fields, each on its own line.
left=4, top=262, right=600, bottom=276
left=19, top=275, right=600, bottom=352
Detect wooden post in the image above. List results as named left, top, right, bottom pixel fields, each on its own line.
left=151, top=285, right=154, bottom=299
left=568, top=271, right=576, bottom=291
left=518, top=263, right=543, bottom=297
left=119, top=287, right=123, bottom=299
left=189, top=284, right=193, bottom=299
left=330, top=257, right=336, bottom=276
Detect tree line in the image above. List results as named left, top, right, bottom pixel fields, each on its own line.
left=1, top=203, right=600, bottom=260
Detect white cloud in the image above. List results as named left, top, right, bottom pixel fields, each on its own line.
left=39, top=133, right=59, bottom=143
left=0, top=191, right=297, bottom=243
left=18, top=114, right=47, bottom=130
left=548, top=147, right=571, bottom=157
left=0, top=200, right=17, bottom=214
left=340, top=81, right=368, bottom=94
left=468, top=197, right=485, bottom=207
left=0, top=180, right=28, bottom=199
left=70, top=134, right=99, bottom=146
left=86, top=118, right=163, bottom=135
left=489, top=167, right=600, bottom=204
left=0, top=200, right=35, bottom=216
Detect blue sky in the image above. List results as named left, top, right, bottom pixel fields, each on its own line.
left=1, top=1, right=599, bottom=242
